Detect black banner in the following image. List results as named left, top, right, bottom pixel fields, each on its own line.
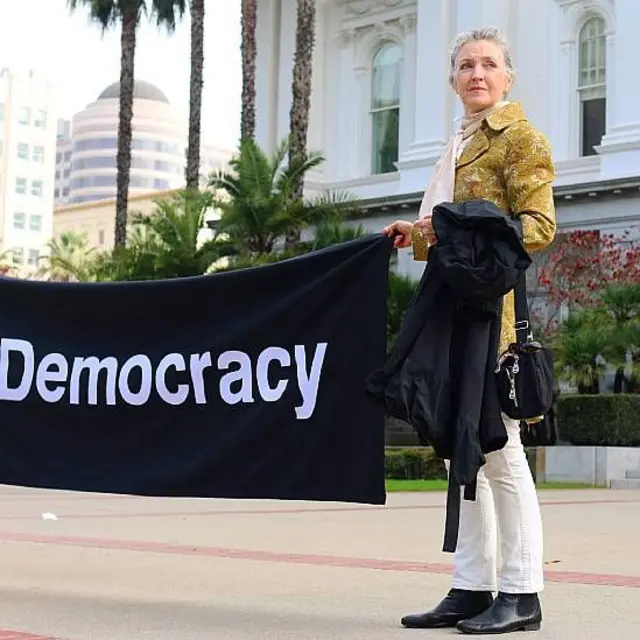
left=0, top=235, right=391, bottom=504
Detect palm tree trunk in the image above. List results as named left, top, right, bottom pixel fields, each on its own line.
left=240, top=0, right=257, bottom=141
left=285, top=0, right=316, bottom=250
left=186, top=0, right=205, bottom=189
left=115, top=5, right=137, bottom=249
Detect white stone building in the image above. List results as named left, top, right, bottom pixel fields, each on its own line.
left=0, top=68, right=58, bottom=269
left=255, top=0, right=640, bottom=278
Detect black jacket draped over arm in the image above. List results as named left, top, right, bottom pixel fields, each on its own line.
left=366, top=199, right=532, bottom=552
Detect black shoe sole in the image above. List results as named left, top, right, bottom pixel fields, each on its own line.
left=457, top=620, right=541, bottom=634
left=401, top=619, right=458, bottom=629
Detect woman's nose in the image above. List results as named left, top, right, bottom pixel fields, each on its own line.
left=471, top=65, right=485, bottom=80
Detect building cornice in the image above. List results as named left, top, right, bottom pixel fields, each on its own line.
left=346, top=175, right=640, bottom=217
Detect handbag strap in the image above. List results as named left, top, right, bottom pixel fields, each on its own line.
left=512, top=215, right=533, bottom=344
left=514, top=273, right=533, bottom=343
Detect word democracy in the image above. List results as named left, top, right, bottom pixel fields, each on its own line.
left=0, top=338, right=328, bottom=420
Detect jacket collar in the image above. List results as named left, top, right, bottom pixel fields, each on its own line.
left=484, top=101, right=527, bottom=132
left=456, top=102, right=528, bottom=168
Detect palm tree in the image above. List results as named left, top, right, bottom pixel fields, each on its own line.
left=285, top=0, right=316, bottom=249
left=186, top=0, right=204, bottom=189
left=39, top=231, right=96, bottom=282
left=209, top=137, right=359, bottom=256
left=240, top=0, right=257, bottom=141
left=0, top=248, right=16, bottom=277
left=68, top=0, right=185, bottom=249
left=87, top=190, right=235, bottom=281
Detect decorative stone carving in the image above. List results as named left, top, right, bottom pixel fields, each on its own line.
left=338, top=27, right=358, bottom=47
left=342, top=0, right=415, bottom=19
left=398, top=13, right=416, bottom=33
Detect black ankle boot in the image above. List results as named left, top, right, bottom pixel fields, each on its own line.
left=401, top=589, right=494, bottom=629
left=456, top=592, right=542, bottom=634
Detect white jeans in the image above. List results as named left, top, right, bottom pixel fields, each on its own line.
left=449, top=415, right=544, bottom=594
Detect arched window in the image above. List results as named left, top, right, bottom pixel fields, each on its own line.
left=578, top=17, right=606, bottom=156
left=370, top=43, right=401, bottom=175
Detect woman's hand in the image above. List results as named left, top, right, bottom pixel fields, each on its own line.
left=414, top=216, right=437, bottom=246
left=383, top=220, right=414, bottom=248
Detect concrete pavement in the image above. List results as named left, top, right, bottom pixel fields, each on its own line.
left=0, top=486, right=638, bottom=639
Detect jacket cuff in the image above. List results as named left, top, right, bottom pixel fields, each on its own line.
left=411, top=225, right=429, bottom=261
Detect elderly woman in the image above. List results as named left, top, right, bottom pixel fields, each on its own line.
left=383, top=28, right=556, bottom=635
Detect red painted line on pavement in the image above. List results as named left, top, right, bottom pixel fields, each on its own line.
left=0, top=631, right=58, bottom=640
left=1, top=530, right=639, bottom=590
left=0, top=496, right=637, bottom=522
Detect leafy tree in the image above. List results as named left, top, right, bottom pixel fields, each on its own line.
left=92, top=190, right=234, bottom=281
left=538, top=230, right=640, bottom=321
left=285, top=0, right=316, bottom=250
left=68, top=0, right=185, bottom=247
left=240, top=0, right=257, bottom=141
left=186, top=0, right=204, bottom=189
left=39, top=231, right=96, bottom=282
left=386, top=272, right=417, bottom=348
left=208, top=137, right=360, bottom=256
left=552, top=308, right=610, bottom=394
left=0, top=248, right=16, bottom=277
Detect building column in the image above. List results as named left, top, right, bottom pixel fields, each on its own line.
left=598, top=0, right=640, bottom=178
left=397, top=13, right=416, bottom=156
left=396, top=0, right=450, bottom=193
left=399, top=0, right=450, bottom=163
left=334, top=29, right=358, bottom=179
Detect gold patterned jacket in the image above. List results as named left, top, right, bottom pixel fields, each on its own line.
left=413, top=101, right=557, bottom=355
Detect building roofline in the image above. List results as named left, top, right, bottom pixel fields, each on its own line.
left=54, top=189, right=180, bottom=214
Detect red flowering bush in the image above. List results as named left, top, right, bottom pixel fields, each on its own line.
left=538, top=230, right=640, bottom=310
left=535, top=230, right=640, bottom=392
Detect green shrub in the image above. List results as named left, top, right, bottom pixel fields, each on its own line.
left=385, top=447, right=446, bottom=480
left=385, top=447, right=537, bottom=482
left=557, top=394, right=640, bottom=446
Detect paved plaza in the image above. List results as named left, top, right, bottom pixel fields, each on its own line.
left=0, top=485, right=638, bottom=639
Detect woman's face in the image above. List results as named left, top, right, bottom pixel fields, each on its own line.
left=452, top=40, right=512, bottom=114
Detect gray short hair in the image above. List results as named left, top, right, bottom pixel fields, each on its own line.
left=448, top=27, right=515, bottom=86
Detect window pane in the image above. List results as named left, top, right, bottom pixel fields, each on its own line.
left=34, top=110, right=47, bottom=128
left=578, top=17, right=606, bottom=89
left=13, top=212, right=25, bottom=229
left=17, top=143, right=28, bottom=160
left=371, top=43, right=402, bottom=110
left=28, top=249, right=40, bottom=266
left=371, top=108, right=400, bottom=174
left=15, top=178, right=27, bottom=194
left=31, top=180, right=43, bottom=197
left=581, top=97, right=606, bottom=156
left=29, top=214, right=42, bottom=232
left=32, top=146, right=45, bottom=162
left=12, top=248, right=23, bottom=264
left=18, top=107, right=30, bottom=125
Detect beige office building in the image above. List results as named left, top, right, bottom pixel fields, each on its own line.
left=54, top=189, right=174, bottom=250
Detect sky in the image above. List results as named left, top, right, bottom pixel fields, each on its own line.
left=0, top=0, right=242, bottom=150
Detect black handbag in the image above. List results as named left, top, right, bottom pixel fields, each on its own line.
left=495, top=272, right=555, bottom=421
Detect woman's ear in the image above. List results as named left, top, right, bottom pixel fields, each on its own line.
left=504, top=73, right=514, bottom=96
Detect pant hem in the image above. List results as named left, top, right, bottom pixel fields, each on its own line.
left=452, top=583, right=497, bottom=592
left=498, top=585, right=545, bottom=594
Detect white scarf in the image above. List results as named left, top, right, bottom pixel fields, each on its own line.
left=417, top=101, right=509, bottom=220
